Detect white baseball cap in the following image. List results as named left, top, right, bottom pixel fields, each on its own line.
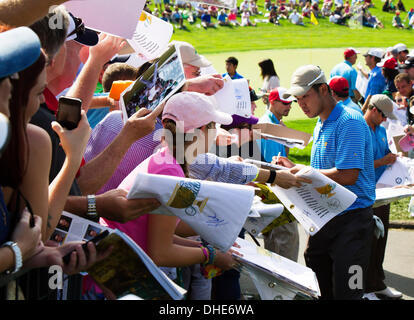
left=169, top=41, right=211, bottom=68
left=363, top=48, right=384, bottom=59
left=393, top=43, right=408, bottom=53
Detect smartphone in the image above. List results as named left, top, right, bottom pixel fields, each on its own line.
left=62, top=230, right=110, bottom=265
left=56, top=96, right=82, bottom=130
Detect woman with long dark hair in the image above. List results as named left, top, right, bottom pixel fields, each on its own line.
left=0, top=33, right=97, bottom=278
left=258, top=59, right=280, bottom=105
left=0, top=48, right=92, bottom=241
left=0, top=26, right=44, bottom=276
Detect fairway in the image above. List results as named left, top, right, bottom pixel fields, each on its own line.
left=204, top=47, right=375, bottom=119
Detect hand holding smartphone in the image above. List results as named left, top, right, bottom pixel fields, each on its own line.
left=62, top=230, right=109, bottom=265
left=56, top=96, right=82, bottom=130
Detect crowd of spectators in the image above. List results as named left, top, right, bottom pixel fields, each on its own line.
left=143, top=0, right=413, bottom=30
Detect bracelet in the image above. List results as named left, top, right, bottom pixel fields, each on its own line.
left=199, top=245, right=209, bottom=264
left=204, top=244, right=216, bottom=265
left=1, top=241, right=22, bottom=274
left=267, top=170, right=277, bottom=184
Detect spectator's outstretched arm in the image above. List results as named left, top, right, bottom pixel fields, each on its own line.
left=64, top=189, right=160, bottom=223
left=181, top=74, right=224, bottom=95
left=0, top=0, right=66, bottom=26
left=77, top=107, right=161, bottom=195
left=45, top=112, right=91, bottom=240
left=66, top=34, right=125, bottom=112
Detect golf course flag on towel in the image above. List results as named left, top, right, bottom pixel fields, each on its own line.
left=310, top=12, right=319, bottom=25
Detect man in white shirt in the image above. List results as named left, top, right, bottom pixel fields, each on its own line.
left=289, top=9, right=304, bottom=25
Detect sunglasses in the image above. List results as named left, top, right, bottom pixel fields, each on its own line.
left=67, top=17, right=85, bottom=39
left=375, top=107, right=387, bottom=118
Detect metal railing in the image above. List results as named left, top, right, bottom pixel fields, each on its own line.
left=0, top=268, right=82, bottom=300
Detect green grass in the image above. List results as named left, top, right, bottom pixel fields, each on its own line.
left=284, top=118, right=316, bottom=164
left=165, top=0, right=414, bottom=54
left=390, top=197, right=413, bottom=220
left=203, top=47, right=370, bottom=119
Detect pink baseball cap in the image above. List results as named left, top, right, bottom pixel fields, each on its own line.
left=162, top=92, right=233, bottom=132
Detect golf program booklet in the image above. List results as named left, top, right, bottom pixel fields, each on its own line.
left=120, top=44, right=186, bottom=122
left=231, top=238, right=320, bottom=300
left=213, top=74, right=238, bottom=115
left=374, top=186, right=414, bottom=208
left=376, top=156, right=414, bottom=188
left=253, top=123, right=313, bottom=150
left=127, top=11, right=173, bottom=63
left=233, top=78, right=252, bottom=118
left=51, top=211, right=187, bottom=300
left=270, top=166, right=357, bottom=236
left=126, top=173, right=255, bottom=252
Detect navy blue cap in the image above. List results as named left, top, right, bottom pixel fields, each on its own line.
left=0, top=27, right=41, bottom=78
left=67, top=13, right=99, bottom=47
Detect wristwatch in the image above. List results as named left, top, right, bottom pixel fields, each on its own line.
left=267, top=170, right=277, bottom=184
left=86, top=195, right=99, bottom=221
left=2, top=241, right=22, bottom=274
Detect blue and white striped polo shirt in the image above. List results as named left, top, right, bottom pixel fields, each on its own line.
left=311, top=102, right=376, bottom=212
